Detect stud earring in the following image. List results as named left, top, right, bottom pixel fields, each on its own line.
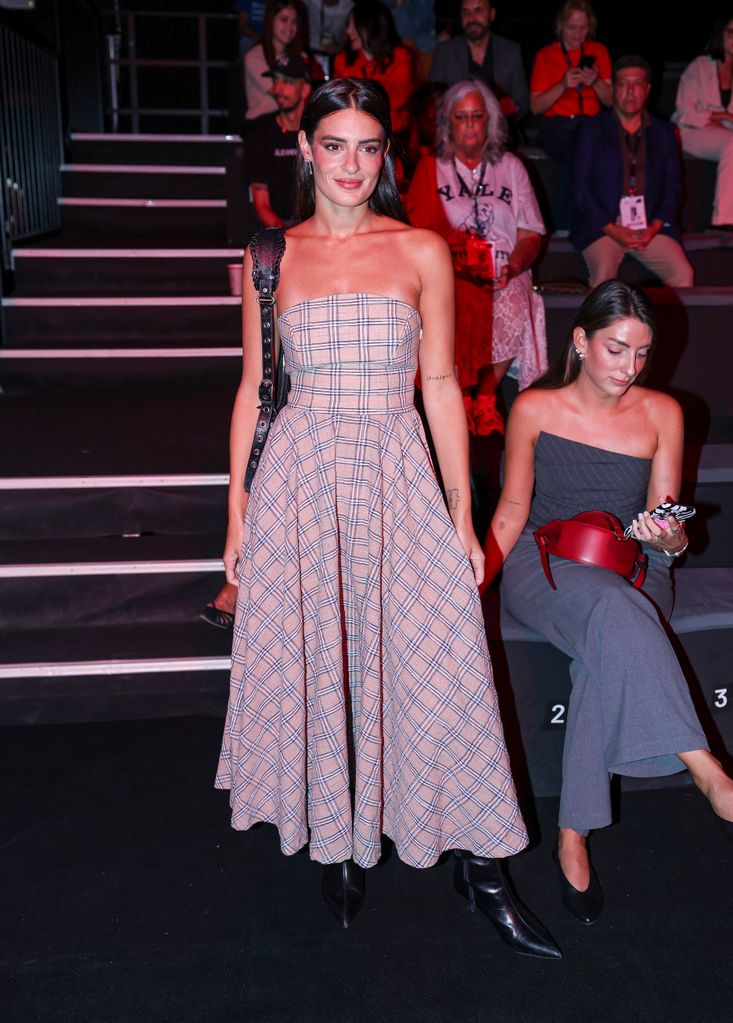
left=575, top=348, right=585, bottom=360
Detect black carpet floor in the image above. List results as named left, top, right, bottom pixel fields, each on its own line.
left=2, top=716, right=732, bottom=1023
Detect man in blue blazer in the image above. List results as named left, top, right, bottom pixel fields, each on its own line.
left=429, top=0, right=528, bottom=119
left=571, top=55, right=693, bottom=287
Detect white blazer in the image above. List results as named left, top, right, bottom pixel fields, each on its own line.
left=673, top=55, right=733, bottom=129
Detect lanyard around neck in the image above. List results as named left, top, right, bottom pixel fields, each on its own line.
left=560, top=40, right=585, bottom=114
left=452, top=158, right=488, bottom=233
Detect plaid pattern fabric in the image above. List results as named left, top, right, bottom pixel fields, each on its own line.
left=216, top=294, right=527, bottom=868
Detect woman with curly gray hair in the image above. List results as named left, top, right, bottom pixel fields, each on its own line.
left=406, top=80, right=548, bottom=435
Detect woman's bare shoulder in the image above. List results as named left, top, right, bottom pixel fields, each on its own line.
left=511, top=386, right=561, bottom=419
left=506, top=387, right=560, bottom=442
left=634, top=386, right=682, bottom=418
left=392, top=224, right=451, bottom=263
left=633, top=387, right=683, bottom=433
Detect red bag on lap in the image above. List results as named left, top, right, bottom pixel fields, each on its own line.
left=533, top=511, right=647, bottom=590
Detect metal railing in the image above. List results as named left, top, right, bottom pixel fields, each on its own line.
left=107, top=11, right=237, bottom=134
left=0, top=25, right=63, bottom=273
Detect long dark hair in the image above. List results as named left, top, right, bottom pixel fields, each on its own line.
left=343, top=1, right=401, bottom=72
left=295, top=78, right=408, bottom=223
left=532, top=280, right=657, bottom=390
left=705, top=15, right=733, bottom=62
left=262, top=0, right=307, bottom=70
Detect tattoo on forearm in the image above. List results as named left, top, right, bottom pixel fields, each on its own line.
left=504, top=498, right=522, bottom=506
left=426, top=373, right=453, bottom=381
left=446, top=489, right=460, bottom=510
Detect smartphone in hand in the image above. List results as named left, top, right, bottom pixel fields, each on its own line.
left=623, top=502, right=696, bottom=539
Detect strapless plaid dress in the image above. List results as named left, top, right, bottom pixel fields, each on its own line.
left=216, top=293, right=527, bottom=868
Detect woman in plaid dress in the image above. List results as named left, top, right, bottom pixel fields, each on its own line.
left=216, top=78, right=561, bottom=959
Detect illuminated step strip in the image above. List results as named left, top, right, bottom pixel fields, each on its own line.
left=12, top=247, right=243, bottom=258
left=0, top=347, right=240, bottom=358
left=69, top=132, right=237, bottom=142
left=0, top=474, right=228, bottom=489
left=58, top=197, right=226, bottom=208
left=61, top=163, right=226, bottom=174
left=2, top=295, right=239, bottom=306
left=0, top=657, right=231, bottom=679
left=0, top=560, right=223, bottom=578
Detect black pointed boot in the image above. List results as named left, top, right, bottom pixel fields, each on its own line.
left=453, top=851, right=562, bottom=959
left=321, top=860, right=366, bottom=929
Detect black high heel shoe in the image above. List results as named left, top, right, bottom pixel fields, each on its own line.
left=321, top=860, right=366, bottom=929
left=453, top=852, right=562, bottom=959
left=552, top=845, right=603, bottom=924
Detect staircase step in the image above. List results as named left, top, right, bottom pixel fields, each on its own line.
left=0, top=350, right=240, bottom=388
left=59, top=198, right=226, bottom=240
left=1, top=296, right=240, bottom=343
left=0, top=383, right=235, bottom=477
left=13, top=233, right=234, bottom=250
left=67, top=132, right=239, bottom=166
left=680, top=445, right=733, bottom=568
left=0, top=352, right=240, bottom=389
left=12, top=247, right=242, bottom=297
left=0, top=476, right=228, bottom=541
left=0, top=620, right=232, bottom=725
left=0, top=534, right=224, bottom=566
left=0, top=566, right=223, bottom=629
left=61, top=164, right=227, bottom=200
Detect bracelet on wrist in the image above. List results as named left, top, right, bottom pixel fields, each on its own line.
left=662, top=538, right=689, bottom=559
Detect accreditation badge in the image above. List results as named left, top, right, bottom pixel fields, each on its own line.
left=619, top=194, right=647, bottom=230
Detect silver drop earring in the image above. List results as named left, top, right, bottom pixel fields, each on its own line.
left=575, top=348, right=584, bottom=360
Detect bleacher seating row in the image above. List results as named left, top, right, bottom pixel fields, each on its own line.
left=1, top=131, right=731, bottom=803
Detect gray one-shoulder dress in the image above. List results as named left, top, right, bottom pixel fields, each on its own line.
left=501, top=431, right=708, bottom=834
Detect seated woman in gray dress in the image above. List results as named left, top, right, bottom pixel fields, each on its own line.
left=481, top=279, right=733, bottom=924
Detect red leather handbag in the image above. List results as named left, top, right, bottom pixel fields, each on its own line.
left=533, top=511, right=647, bottom=591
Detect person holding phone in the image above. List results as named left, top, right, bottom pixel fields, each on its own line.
left=530, top=2, right=612, bottom=226
left=531, top=1, right=612, bottom=156
left=481, top=279, right=733, bottom=924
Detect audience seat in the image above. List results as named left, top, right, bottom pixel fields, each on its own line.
left=521, top=146, right=718, bottom=239
left=485, top=567, right=733, bottom=799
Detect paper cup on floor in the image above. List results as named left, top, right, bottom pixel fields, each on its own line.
left=228, top=263, right=243, bottom=296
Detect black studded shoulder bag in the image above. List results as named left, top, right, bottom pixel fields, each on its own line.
left=244, top=227, right=289, bottom=493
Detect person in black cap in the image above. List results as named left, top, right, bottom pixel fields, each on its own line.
left=243, top=53, right=313, bottom=228
left=203, top=55, right=312, bottom=631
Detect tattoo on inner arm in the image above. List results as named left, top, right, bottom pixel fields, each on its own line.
left=446, top=489, right=460, bottom=510
left=504, top=498, right=522, bottom=506
left=426, top=373, right=453, bottom=381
